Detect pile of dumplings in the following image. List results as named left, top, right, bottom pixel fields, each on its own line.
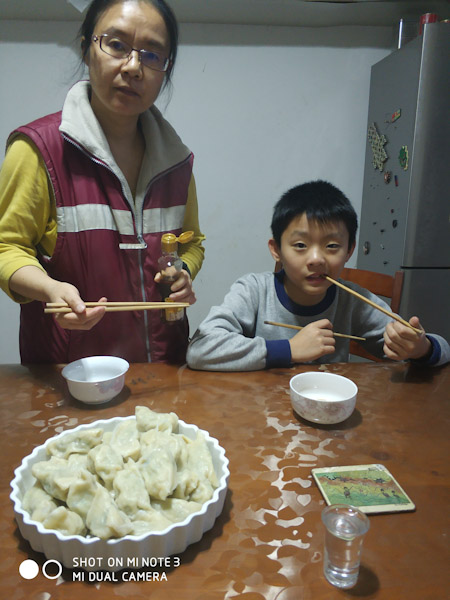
left=22, top=406, right=219, bottom=540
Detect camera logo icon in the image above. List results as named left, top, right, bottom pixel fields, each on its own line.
left=19, top=559, right=62, bottom=580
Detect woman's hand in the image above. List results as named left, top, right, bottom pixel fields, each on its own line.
left=289, top=319, right=336, bottom=363
left=54, top=296, right=107, bottom=331
left=154, top=269, right=196, bottom=305
left=383, top=316, right=431, bottom=361
left=9, top=266, right=107, bottom=330
left=47, top=282, right=107, bottom=330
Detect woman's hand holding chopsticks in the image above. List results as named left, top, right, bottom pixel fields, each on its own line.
left=44, top=269, right=193, bottom=331
left=49, top=286, right=107, bottom=331
left=53, top=297, right=107, bottom=330
left=9, top=266, right=107, bottom=331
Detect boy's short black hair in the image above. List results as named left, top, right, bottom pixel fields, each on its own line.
left=271, top=180, right=358, bottom=250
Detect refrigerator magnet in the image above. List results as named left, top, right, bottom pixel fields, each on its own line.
left=399, top=145, right=409, bottom=170
left=368, top=123, right=388, bottom=171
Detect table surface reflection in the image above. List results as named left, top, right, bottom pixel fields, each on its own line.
left=0, top=361, right=448, bottom=600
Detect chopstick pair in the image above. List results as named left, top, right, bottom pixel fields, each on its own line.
left=325, top=275, right=422, bottom=335
left=44, top=301, right=189, bottom=314
left=264, top=320, right=366, bottom=341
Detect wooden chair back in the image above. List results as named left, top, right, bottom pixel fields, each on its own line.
left=340, top=267, right=404, bottom=361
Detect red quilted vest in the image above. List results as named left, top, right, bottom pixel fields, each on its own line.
left=12, top=111, right=193, bottom=364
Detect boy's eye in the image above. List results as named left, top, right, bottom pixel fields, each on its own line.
left=293, top=242, right=306, bottom=249
left=327, top=243, right=341, bottom=250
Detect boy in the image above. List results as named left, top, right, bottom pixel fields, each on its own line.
left=187, top=181, right=449, bottom=371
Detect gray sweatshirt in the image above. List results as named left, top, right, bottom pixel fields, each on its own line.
left=187, top=271, right=449, bottom=371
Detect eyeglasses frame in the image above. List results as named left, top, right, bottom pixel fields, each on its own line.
left=91, top=34, right=171, bottom=73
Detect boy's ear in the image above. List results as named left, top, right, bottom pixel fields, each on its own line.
left=268, top=238, right=281, bottom=263
left=346, top=241, right=356, bottom=262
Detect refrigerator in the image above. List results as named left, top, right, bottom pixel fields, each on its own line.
left=357, top=22, right=450, bottom=341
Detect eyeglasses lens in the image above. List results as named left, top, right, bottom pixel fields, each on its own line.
left=98, top=35, right=168, bottom=72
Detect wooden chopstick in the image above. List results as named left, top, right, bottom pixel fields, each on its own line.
left=264, top=320, right=366, bottom=341
left=325, top=275, right=422, bottom=334
left=45, top=301, right=190, bottom=308
left=44, top=301, right=189, bottom=314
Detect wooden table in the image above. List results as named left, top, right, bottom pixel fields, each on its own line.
left=0, top=361, right=448, bottom=599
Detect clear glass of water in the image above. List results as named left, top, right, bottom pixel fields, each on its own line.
left=321, top=504, right=370, bottom=589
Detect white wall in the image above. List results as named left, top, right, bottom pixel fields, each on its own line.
left=0, top=20, right=393, bottom=364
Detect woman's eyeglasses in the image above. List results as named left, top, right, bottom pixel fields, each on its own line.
left=92, top=34, right=170, bottom=72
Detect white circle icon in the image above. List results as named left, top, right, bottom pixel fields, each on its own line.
left=19, top=559, right=39, bottom=580
left=42, top=559, right=63, bottom=580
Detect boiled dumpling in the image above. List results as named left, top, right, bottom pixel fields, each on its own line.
left=22, top=483, right=58, bottom=523
left=140, top=428, right=188, bottom=468
left=88, top=443, right=123, bottom=489
left=113, top=460, right=151, bottom=515
left=189, top=479, right=215, bottom=504
left=172, top=468, right=199, bottom=500
left=151, top=498, right=202, bottom=523
left=109, top=420, right=140, bottom=461
left=130, top=508, right=173, bottom=535
left=46, top=429, right=103, bottom=458
left=66, top=470, right=99, bottom=520
left=43, top=505, right=86, bottom=536
left=135, top=405, right=178, bottom=433
left=186, top=433, right=218, bottom=488
left=86, top=485, right=132, bottom=539
left=32, top=456, right=86, bottom=502
left=138, top=447, right=177, bottom=501
left=67, top=453, right=90, bottom=472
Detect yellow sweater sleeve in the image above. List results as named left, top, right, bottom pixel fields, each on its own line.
left=0, top=136, right=57, bottom=302
left=179, top=173, right=205, bottom=280
left=0, top=138, right=205, bottom=302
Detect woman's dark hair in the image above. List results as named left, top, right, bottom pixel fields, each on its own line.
left=271, top=180, right=358, bottom=250
left=79, top=0, right=178, bottom=87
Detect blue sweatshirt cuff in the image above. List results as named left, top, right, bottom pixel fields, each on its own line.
left=410, top=335, right=441, bottom=366
left=265, top=339, right=292, bottom=368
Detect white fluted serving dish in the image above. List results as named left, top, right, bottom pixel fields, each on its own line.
left=10, top=416, right=229, bottom=571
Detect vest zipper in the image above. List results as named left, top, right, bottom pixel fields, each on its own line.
left=61, top=133, right=153, bottom=362
left=137, top=236, right=152, bottom=362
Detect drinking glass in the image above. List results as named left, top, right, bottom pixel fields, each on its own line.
left=321, top=504, right=370, bottom=589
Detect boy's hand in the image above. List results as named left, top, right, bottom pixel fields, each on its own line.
left=289, top=319, right=335, bottom=363
left=383, top=316, right=431, bottom=361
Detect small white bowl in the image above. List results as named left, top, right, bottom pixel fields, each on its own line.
left=62, top=356, right=129, bottom=404
left=290, top=372, right=358, bottom=425
left=10, top=416, right=229, bottom=571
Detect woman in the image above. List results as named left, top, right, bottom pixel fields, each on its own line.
left=0, top=0, right=204, bottom=364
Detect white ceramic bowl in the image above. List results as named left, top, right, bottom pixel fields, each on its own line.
left=10, top=416, right=230, bottom=571
left=290, top=371, right=358, bottom=425
left=62, top=356, right=129, bottom=404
